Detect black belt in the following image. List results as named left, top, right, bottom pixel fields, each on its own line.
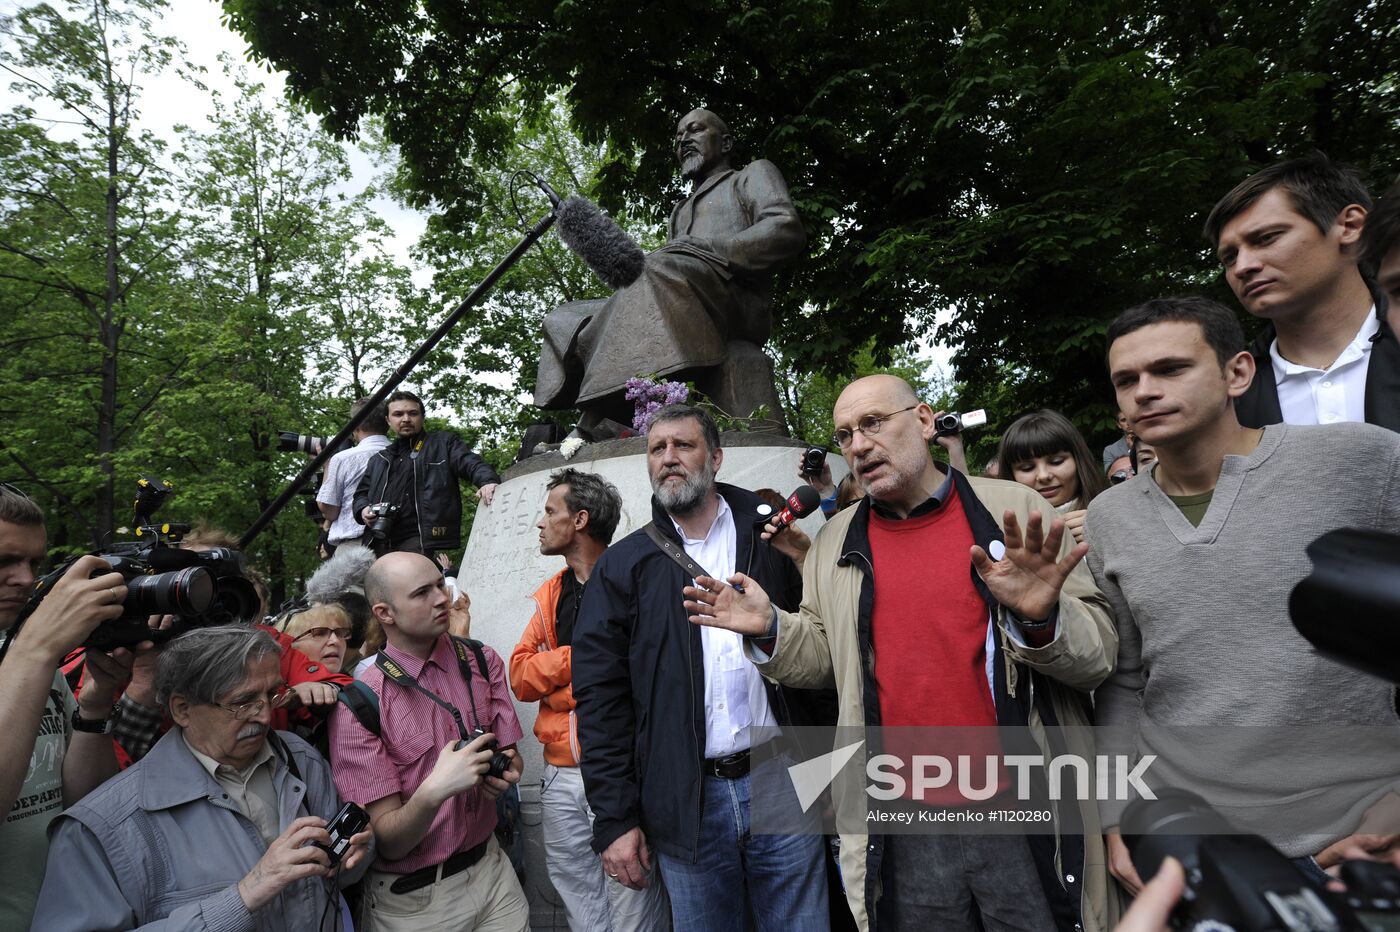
left=387, top=838, right=490, bottom=894
left=702, top=741, right=776, bottom=780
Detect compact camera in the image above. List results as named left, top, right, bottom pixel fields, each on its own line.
left=312, top=801, right=369, bottom=869
left=800, top=447, right=828, bottom=479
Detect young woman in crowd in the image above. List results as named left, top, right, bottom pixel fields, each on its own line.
left=997, top=409, right=1108, bottom=546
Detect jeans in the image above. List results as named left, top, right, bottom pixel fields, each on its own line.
left=657, top=759, right=829, bottom=932
left=877, top=833, right=1056, bottom=932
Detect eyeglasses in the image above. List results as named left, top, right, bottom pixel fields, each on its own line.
left=833, top=406, right=918, bottom=449
left=211, top=686, right=289, bottom=721
left=292, top=626, right=352, bottom=643
left=0, top=481, right=31, bottom=500
left=1110, top=469, right=1133, bottom=484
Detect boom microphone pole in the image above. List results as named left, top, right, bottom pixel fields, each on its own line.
left=238, top=197, right=559, bottom=550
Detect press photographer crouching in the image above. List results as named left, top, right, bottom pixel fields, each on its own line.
left=0, top=484, right=147, bottom=928
left=33, top=626, right=373, bottom=931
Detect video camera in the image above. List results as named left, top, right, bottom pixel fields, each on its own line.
left=1290, top=528, right=1400, bottom=684
left=1123, top=788, right=1400, bottom=931
left=19, top=476, right=260, bottom=650
left=933, top=408, right=988, bottom=438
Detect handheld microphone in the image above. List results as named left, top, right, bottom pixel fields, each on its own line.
left=767, top=485, right=822, bottom=533
left=554, top=195, right=646, bottom=290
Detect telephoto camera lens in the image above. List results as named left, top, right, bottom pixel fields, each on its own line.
left=124, top=566, right=216, bottom=619
left=275, top=431, right=329, bottom=455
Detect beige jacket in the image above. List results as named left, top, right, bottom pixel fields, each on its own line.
left=754, top=471, right=1121, bottom=931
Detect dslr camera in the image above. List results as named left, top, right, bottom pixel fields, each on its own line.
left=365, top=502, right=400, bottom=541
left=455, top=727, right=512, bottom=780
left=19, top=477, right=260, bottom=650
left=1123, top=788, right=1400, bottom=931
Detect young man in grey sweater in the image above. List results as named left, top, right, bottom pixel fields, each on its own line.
left=1087, top=295, right=1400, bottom=895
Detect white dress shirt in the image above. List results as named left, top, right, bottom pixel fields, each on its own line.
left=670, top=495, right=779, bottom=758
left=316, top=434, right=391, bottom=544
left=1270, top=307, right=1378, bottom=426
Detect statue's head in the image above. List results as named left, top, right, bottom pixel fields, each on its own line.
left=675, top=109, right=733, bottom=182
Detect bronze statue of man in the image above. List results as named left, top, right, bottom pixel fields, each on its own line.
left=534, top=108, right=806, bottom=435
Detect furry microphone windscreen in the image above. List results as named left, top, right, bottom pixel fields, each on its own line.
left=306, top=543, right=376, bottom=602
left=556, top=196, right=646, bottom=290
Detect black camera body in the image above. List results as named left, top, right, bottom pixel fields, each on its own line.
left=800, top=447, right=827, bottom=479
left=1123, top=788, right=1400, bottom=931
left=365, top=502, right=400, bottom=541
left=455, top=727, right=511, bottom=780
left=312, top=801, right=369, bottom=869
left=39, top=542, right=261, bottom=650
left=19, top=478, right=260, bottom=650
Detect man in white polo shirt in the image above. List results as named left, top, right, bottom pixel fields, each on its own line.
left=1204, top=152, right=1399, bottom=431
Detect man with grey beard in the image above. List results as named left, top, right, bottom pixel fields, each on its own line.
left=572, top=405, right=833, bottom=931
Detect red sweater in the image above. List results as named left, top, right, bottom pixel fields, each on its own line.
left=869, top=488, right=1001, bottom=802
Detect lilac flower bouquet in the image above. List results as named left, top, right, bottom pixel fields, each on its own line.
left=624, top=377, right=690, bottom=434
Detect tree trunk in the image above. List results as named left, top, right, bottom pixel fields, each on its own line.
left=95, top=3, right=119, bottom=548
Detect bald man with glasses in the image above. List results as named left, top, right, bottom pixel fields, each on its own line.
left=684, top=375, right=1119, bottom=932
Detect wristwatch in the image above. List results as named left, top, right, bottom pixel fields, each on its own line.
left=71, top=705, right=114, bottom=734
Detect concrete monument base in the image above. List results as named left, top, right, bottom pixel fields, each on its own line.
left=459, top=433, right=845, bottom=930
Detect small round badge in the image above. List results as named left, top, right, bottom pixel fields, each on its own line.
left=988, top=541, right=1007, bottom=561
left=756, top=503, right=773, bottom=516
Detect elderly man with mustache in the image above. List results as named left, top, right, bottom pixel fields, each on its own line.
left=34, top=626, right=373, bottom=931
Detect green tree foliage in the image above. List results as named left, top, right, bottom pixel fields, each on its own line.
left=0, top=1, right=429, bottom=597
left=220, top=0, right=1400, bottom=443
left=0, top=0, right=182, bottom=548
left=156, top=71, right=422, bottom=601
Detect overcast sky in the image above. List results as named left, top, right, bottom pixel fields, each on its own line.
left=0, top=0, right=429, bottom=273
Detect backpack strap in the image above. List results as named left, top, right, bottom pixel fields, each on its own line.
left=337, top=679, right=382, bottom=738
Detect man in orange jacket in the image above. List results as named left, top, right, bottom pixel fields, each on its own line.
left=510, top=468, right=670, bottom=930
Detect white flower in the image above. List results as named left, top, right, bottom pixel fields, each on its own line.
left=560, top=437, right=586, bottom=460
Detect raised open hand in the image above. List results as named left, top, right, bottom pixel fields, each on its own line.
left=970, top=509, right=1087, bottom=622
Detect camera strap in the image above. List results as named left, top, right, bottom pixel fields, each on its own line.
left=375, top=637, right=486, bottom=741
